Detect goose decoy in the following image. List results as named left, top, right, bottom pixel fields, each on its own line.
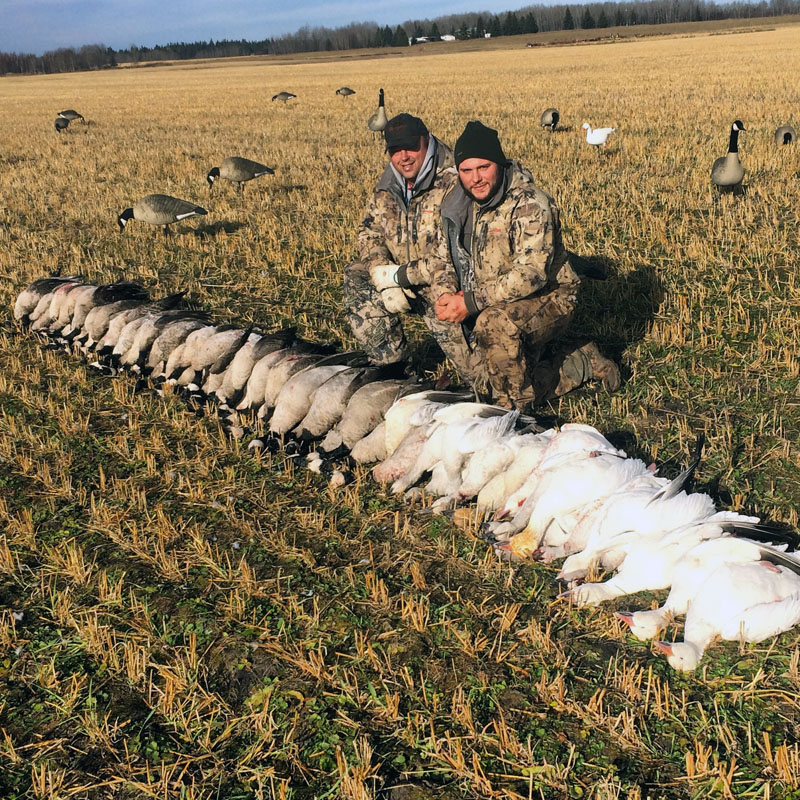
left=367, top=88, right=388, bottom=136
left=58, top=109, right=85, bottom=124
left=541, top=108, right=559, bottom=132
left=272, top=91, right=296, bottom=103
left=774, top=123, right=796, bottom=146
left=582, top=122, right=615, bottom=147
left=336, top=87, right=356, bottom=97
left=207, top=157, right=275, bottom=195
left=117, top=194, right=208, bottom=236
left=711, top=120, right=745, bottom=192
left=55, top=117, right=70, bottom=133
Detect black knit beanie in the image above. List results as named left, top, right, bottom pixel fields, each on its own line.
left=454, top=120, right=507, bottom=166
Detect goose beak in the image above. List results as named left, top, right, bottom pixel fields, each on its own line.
left=615, top=612, right=635, bottom=628
left=654, top=641, right=674, bottom=656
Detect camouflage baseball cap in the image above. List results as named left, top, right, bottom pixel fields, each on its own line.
left=384, top=113, right=428, bottom=151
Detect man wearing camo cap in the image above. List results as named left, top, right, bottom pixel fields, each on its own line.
left=343, top=113, right=484, bottom=384
left=431, top=119, right=620, bottom=410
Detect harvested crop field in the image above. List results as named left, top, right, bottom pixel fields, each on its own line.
left=2, top=23, right=800, bottom=799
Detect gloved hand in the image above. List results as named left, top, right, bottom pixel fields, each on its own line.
left=381, top=287, right=412, bottom=314
left=370, top=264, right=400, bottom=291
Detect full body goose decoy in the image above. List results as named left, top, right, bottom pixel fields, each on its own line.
left=336, top=87, right=356, bottom=97
left=58, top=109, right=85, bottom=124
left=367, top=89, right=388, bottom=136
left=582, top=122, right=615, bottom=148
left=541, top=108, right=559, bottom=132
left=55, top=117, right=70, bottom=133
left=207, top=157, right=275, bottom=195
left=272, top=91, right=296, bottom=103
left=774, top=123, right=796, bottom=146
left=711, top=120, right=745, bottom=192
left=118, top=194, right=208, bottom=236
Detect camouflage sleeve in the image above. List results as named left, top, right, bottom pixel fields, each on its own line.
left=357, top=192, right=396, bottom=271
left=470, top=196, right=552, bottom=309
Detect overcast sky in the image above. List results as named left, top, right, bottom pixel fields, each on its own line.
left=1, top=0, right=540, bottom=55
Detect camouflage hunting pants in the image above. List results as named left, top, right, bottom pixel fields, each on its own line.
left=471, top=284, right=597, bottom=410
left=343, top=261, right=486, bottom=386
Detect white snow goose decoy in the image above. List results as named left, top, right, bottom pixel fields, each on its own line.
left=582, top=122, right=615, bottom=148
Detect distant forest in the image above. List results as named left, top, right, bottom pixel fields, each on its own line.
left=1, top=0, right=797, bottom=75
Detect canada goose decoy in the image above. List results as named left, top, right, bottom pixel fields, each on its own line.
left=207, top=157, right=275, bottom=195
left=774, top=124, right=796, bottom=146
left=367, top=89, right=387, bottom=136
left=272, top=91, right=296, bottom=103
left=336, top=87, right=356, bottom=97
left=711, top=120, right=745, bottom=192
left=55, top=117, right=70, bottom=133
left=582, top=122, right=615, bottom=148
left=58, top=109, right=85, bottom=124
left=541, top=108, right=559, bottom=132
left=118, top=194, right=208, bottom=236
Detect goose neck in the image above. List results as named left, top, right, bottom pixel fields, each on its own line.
left=728, top=126, right=740, bottom=154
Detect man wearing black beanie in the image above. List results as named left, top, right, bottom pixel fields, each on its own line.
left=429, top=120, right=619, bottom=410
left=342, top=113, right=485, bottom=384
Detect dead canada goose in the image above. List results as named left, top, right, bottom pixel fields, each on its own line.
left=541, top=108, right=560, bottom=132
left=207, top=157, right=275, bottom=195
left=367, top=89, right=387, bottom=135
left=774, top=124, right=796, bottom=146
left=58, top=109, right=85, bottom=124
left=711, top=120, right=745, bottom=192
left=55, top=117, right=70, bottom=133
left=336, top=87, right=356, bottom=97
left=118, top=194, right=208, bottom=236
left=272, top=91, right=296, bottom=103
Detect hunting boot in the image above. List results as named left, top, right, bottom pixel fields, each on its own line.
left=553, top=342, right=620, bottom=396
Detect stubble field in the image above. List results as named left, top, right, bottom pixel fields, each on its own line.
left=2, top=23, right=800, bottom=800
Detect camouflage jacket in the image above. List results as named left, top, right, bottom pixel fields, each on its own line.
left=437, top=160, right=579, bottom=316
left=358, top=136, right=456, bottom=292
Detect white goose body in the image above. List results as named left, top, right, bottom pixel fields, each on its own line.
left=616, top=536, right=783, bottom=640
left=657, top=560, right=800, bottom=671
left=582, top=123, right=615, bottom=146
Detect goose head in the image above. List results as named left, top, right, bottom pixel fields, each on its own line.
left=654, top=640, right=702, bottom=671
left=207, top=167, right=220, bottom=190
left=732, top=120, right=745, bottom=132
left=118, top=208, right=134, bottom=232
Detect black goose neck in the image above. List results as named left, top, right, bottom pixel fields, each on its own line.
left=728, top=126, right=739, bottom=154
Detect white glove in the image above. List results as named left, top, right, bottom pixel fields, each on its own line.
left=370, top=264, right=400, bottom=291
left=381, top=287, right=412, bottom=314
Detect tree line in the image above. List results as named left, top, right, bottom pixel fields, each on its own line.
left=1, top=0, right=797, bottom=75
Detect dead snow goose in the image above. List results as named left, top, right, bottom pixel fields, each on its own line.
left=655, top=559, right=800, bottom=672
left=14, top=275, right=83, bottom=325
left=318, top=378, right=416, bottom=454
left=617, top=536, right=799, bottom=641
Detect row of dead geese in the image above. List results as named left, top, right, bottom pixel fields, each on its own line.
left=12, top=274, right=800, bottom=672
